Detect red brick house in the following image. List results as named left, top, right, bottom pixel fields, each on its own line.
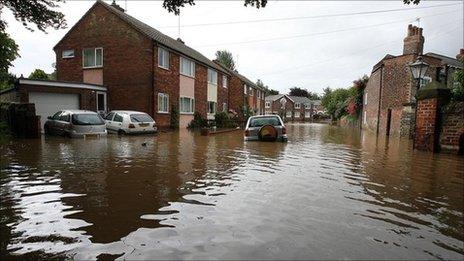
left=265, top=94, right=321, bottom=121
left=362, top=24, right=462, bottom=137
left=215, top=63, right=265, bottom=120
left=54, top=0, right=230, bottom=128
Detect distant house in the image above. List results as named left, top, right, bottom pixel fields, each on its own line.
left=54, top=0, right=231, bottom=128
left=363, top=24, right=462, bottom=137
left=265, top=94, right=320, bottom=121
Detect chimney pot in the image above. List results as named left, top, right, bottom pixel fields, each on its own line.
left=403, top=24, right=424, bottom=55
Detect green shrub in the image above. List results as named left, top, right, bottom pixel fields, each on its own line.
left=170, top=105, right=179, bottom=129
left=187, top=112, right=208, bottom=129
left=214, top=111, right=237, bottom=128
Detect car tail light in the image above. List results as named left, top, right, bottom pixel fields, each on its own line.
left=129, top=123, right=135, bottom=128
left=244, top=129, right=250, bottom=136
left=282, top=126, right=287, bottom=134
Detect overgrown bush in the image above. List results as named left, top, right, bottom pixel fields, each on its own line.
left=170, top=105, right=179, bottom=129
left=452, top=64, right=464, bottom=101
left=214, top=111, right=237, bottom=128
left=187, top=112, right=208, bottom=129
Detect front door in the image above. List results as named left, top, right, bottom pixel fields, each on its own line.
left=96, top=92, right=107, bottom=115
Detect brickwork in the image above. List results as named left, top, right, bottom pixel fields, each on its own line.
left=440, top=102, right=464, bottom=153
left=414, top=98, right=439, bottom=151
left=55, top=3, right=154, bottom=116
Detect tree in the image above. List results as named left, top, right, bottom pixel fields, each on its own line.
left=452, top=61, right=464, bottom=101
left=163, top=0, right=267, bottom=15
left=289, top=87, right=309, bottom=97
left=307, top=92, right=320, bottom=100
left=0, top=72, right=16, bottom=90
left=321, top=87, right=351, bottom=119
left=28, top=69, right=49, bottom=80
left=0, top=31, right=19, bottom=87
left=215, top=50, right=236, bottom=71
left=257, top=79, right=279, bottom=96
left=0, top=0, right=66, bottom=32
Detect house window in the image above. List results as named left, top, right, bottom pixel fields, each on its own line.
left=180, top=57, right=195, bottom=77
left=265, top=101, right=270, bottom=108
left=295, top=103, right=300, bottom=109
left=244, top=84, right=247, bottom=94
left=62, top=50, right=74, bottom=59
left=207, top=69, right=217, bottom=85
left=286, top=111, right=292, bottom=118
left=363, top=111, right=367, bottom=125
left=179, top=97, right=194, bottom=114
left=207, top=101, right=217, bottom=114
left=364, top=92, right=368, bottom=105
left=223, top=76, right=228, bottom=88
left=250, top=89, right=254, bottom=96
left=420, top=76, right=432, bottom=88
left=223, top=102, right=227, bottom=112
left=83, top=47, right=103, bottom=68
left=158, top=93, right=169, bottom=113
left=158, top=47, right=169, bottom=69
left=436, top=67, right=446, bottom=83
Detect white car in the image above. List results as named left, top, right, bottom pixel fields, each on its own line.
left=104, top=110, right=157, bottom=135
left=244, top=115, right=288, bottom=142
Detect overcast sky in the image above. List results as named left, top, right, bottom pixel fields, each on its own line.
left=4, top=0, right=463, bottom=94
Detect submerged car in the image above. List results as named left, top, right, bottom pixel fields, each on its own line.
left=44, top=110, right=107, bottom=138
left=244, top=115, right=288, bottom=142
left=104, top=110, right=157, bottom=135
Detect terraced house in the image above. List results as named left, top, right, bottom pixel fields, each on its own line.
left=265, top=94, right=319, bottom=121
left=54, top=0, right=231, bottom=128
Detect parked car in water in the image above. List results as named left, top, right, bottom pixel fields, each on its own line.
left=104, top=110, right=157, bottom=135
left=44, top=110, right=107, bottom=138
left=244, top=115, right=288, bottom=142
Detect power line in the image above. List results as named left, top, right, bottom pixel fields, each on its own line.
left=194, top=9, right=461, bottom=48
left=158, top=2, right=461, bottom=28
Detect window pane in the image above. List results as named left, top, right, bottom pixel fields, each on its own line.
left=96, top=48, right=103, bottom=66
left=114, top=114, right=123, bottom=123
left=83, top=49, right=95, bottom=67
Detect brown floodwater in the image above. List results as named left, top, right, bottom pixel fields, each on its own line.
left=0, top=123, right=463, bottom=260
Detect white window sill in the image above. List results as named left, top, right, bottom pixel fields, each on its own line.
left=180, top=73, right=195, bottom=79
left=157, top=111, right=170, bottom=114
left=62, top=56, right=74, bottom=59
left=208, top=82, right=217, bottom=85
left=83, top=66, right=103, bottom=69
left=158, top=65, right=170, bottom=71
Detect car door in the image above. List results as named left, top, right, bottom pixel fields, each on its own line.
left=112, top=113, right=124, bottom=132
left=104, top=112, right=116, bottom=131
left=57, top=112, right=71, bottom=136
left=48, top=111, right=62, bottom=135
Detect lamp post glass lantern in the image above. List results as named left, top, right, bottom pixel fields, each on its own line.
left=409, top=56, right=430, bottom=84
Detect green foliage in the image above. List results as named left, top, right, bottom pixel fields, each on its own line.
left=187, top=112, right=208, bottom=129
left=215, top=50, right=236, bottom=71
left=0, top=72, right=16, bottom=90
left=257, top=79, right=278, bottom=96
left=170, top=105, right=179, bottom=129
left=403, top=0, right=421, bottom=4
left=0, top=0, right=67, bottom=32
left=241, top=105, right=253, bottom=121
left=289, top=87, right=309, bottom=97
left=162, top=0, right=267, bottom=15
left=0, top=31, right=19, bottom=77
left=214, top=111, right=238, bottom=128
left=452, top=64, right=464, bottom=101
left=321, top=87, right=351, bottom=119
left=28, top=69, right=49, bottom=80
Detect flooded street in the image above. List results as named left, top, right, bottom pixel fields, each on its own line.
left=1, top=123, right=463, bottom=260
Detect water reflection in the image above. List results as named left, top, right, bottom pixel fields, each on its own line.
left=0, top=124, right=463, bottom=259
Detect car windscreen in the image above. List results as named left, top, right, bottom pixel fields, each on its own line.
left=249, top=117, right=281, bottom=128
left=130, top=113, right=153, bottom=122
left=72, top=114, right=104, bottom=125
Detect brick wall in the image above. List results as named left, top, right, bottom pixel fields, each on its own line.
left=414, top=98, right=439, bottom=151
left=228, top=75, right=244, bottom=118
left=440, top=102, right=464, bottom=153
left=54, top=3, right=154, bottom=116
left=194, top=65, right=208, bottom=119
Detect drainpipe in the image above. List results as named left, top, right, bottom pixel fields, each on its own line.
left=376, top=65, right=384, bottom=135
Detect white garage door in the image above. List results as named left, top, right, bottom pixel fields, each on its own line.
left=29, top=92, right=80, bottom=131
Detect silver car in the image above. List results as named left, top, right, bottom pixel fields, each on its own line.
left=44, top=110, right=107, bottom=138
left=244, top=115, right=288, bottom=142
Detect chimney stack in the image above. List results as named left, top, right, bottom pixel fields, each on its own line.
left=457, top=48, right=464, bottom=60
left=111, top=0, right=125, bottom=12
left=403, top=24, right=424, bottom=55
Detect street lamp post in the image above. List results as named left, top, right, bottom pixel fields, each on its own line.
left=408, top=56, right=430, bottom=102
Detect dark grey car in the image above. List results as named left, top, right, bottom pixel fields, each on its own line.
left=44, top=110, right=107, bottom=138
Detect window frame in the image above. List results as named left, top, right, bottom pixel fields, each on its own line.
left=179, top=97, right=195, bottom=114
left=295, top=103, right=300, bottom=109
left=207, top=101, right=217, bottom=114
left=180, top=56, right=195, bottom=77
left=222, top=75, right=228, bottom=88
left=223, top=102, right=227, bottom=112
left=207, top=69, right=218, bottom=85
left=158, top=47, right=170, bottom=70
left=158, top=93, right=170, bottom=113
left=62, top=49, right=75, bottom=59
left=243, top=84, right=247, bottom=94
left=82, top=47, right=103, bottom=69
left=265, top=101, right=271, bottom=108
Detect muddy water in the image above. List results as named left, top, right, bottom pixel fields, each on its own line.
left=0, top=123, right=463, bottom=260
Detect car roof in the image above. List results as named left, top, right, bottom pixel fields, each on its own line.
left=109, top=110, right=149, bottom=114
left=250, top=115, right=281, bottom=118
left=61, top=110, right=98, bottom=114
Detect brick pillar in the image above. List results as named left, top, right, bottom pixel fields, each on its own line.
left=413, top=82, right=451, bottom=152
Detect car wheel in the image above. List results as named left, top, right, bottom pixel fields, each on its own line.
left=118, top=129, right=126, bottom=135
